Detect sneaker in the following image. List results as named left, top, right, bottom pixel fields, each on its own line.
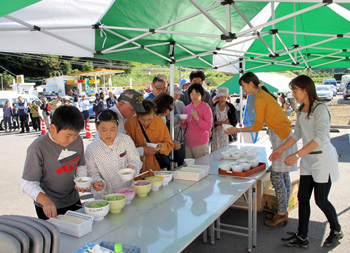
left=323, top=230, right=343, bottom=247
left=286, top=234, right=309, bottom=249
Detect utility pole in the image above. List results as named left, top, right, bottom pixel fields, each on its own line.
left=1, top=75, right=3, bottom=91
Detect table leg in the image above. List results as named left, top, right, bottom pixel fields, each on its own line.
left=203, top=228, right=208, bottom=243
left=210, top=223, right=215, bottom=245
left=253, top=181, right=257, bottom=247
left=216, top=217, right=221, bottom=239
left=248, top=185, right=252, bottom=252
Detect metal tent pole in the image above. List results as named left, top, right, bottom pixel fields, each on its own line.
left=170, top=62, right=175, bottom=170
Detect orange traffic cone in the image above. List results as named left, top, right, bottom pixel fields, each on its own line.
left=85, top=119, right=92, bottom=138
left=41, top=119, right=47, bottom=135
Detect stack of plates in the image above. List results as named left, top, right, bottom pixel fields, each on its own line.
left=0, top=215, right=60, bottom=253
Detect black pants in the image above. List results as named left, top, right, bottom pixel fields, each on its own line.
left=297, top=175, right=341, bottom=238
left=32, top=117, right=41, bottom=131
left=19, top=114, right=29, bottom=132
left=35, top=199, right=82, bottom=220
left=174, top=143, right=185, bottom=167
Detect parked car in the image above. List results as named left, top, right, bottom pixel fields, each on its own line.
left=316, top=85, right=333, bottom=100
left=343, top=82, right=350, bottom=100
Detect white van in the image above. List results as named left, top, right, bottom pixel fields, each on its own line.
left=0, top=92, right=42, bottom=130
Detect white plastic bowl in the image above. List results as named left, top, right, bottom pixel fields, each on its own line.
left=220, top=164, right=230, bottom=170
left=231, top=152, right=240, bottom=160
left=222, top=151, right=231, bottom=159
left=237, top=158, right=247, bottom=163
left=118, top=168, right=135, bottom=181
left=184, top=158, right=195, bottom=166
left=241, top=162, right=252, bottom=172
left=146, top=142, right=158, bottom=148
left=153, top=171, right=173, bottom=186
left=179, top=114, right=188, bottom=120
left=84, top=200, right=109, bottom=221
left=249, top=160, right=259, bottom=168
left=74, top=177, right=93, bottom=189
left=222, top=124, right=233, bottom=131
left=231, top=164, right=244, bottom=172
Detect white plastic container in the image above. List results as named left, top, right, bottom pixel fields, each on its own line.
left=48, top=211, right=94, bottom=238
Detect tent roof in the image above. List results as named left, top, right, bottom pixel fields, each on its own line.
left=70, top=69, right=124, bottom=77
left=218, top=73, right=281, bottom=94
left=0, top=0, right=349, bottom=73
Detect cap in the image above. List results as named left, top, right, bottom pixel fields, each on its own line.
left=180, top=78, right=190, bottom=88
left=166, top=83, right=182, bottom=95
left=216, top=87, right=229, bottom=98
left=118, top=89, right=146, bottom=113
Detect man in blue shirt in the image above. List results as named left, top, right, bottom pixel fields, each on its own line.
left=144, top=74, right=168, bottom=99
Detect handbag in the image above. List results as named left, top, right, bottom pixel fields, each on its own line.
left=138, top=121, right=171, bottom=169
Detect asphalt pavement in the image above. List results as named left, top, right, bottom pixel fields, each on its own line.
left=0, top=124, right=349, bottom=252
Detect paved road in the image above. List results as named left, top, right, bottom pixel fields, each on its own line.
left=0, top=124, right=349, bottom=252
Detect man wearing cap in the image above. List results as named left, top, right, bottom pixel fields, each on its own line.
left=179, top=70, right=213, bottom=109
left=144, top=74, right=168, bottom=99
left=95, top=89, right=145, bottom=137
left=180, top=78, right=190, bottom=91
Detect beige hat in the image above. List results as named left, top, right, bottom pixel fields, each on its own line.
left=167, top=84, right=183, bottom=95
left=216, top=87, right=229, bottom=98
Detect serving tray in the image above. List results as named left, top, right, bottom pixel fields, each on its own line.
left=218, top=162, right=266, bottom=177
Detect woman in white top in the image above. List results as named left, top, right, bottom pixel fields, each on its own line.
left=85, top=110, right=142, bottom=199
left=79, top=94, right=90, bottom=129
left=270, top=75, right=342, bottom=248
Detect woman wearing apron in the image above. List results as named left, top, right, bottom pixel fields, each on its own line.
left=270, top=75, right=342, bottom=248
left=225, top=72, right=298, bottom=226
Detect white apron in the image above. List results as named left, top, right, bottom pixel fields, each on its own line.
left=298, top=109, right=339, bottom=183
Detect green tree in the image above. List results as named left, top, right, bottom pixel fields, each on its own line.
left=82, top=61, right=94, bottom=72
left=61, top=60, right=73, bottom=75
left=0, top=71, right=15, bottom=90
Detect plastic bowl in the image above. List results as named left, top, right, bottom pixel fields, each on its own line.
left=231, top=152, right=240, bottom=160
left=231, top=164, right=244, bottom=173
left=237, top=158, right=248, bottom=163
left=146, top=176, right=164, bottom=191
left=249, top=160, right=259, bottom=168
left=222, top=151, right=231, bottom=159
left=184, top=158, right=195, bottom=166
left=146, top=143, right=158, bottom=148
left=118, top=168, right=135, bottom=181
left=115, top=187, right=136, bottom=204
left=133, top=180, right=152, bottom=197
left=153, top=171, right=173, bottom=186
left=222, top=124, right=233, bottom=131
left=220, top=164, right=230, bottom=170
left=103, top=193, right=126, bottom=213
left=179, top=114, right=188, bottom=120
left=84, top=200, right=109, bottom=221
left=74, top=177, right=93, bottom=189
left=241, top=162, right=252, bottom=172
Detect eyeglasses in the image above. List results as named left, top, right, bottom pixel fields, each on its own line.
left=153, top=84, right=167, bottom=91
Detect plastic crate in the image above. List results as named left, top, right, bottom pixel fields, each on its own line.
left=48, top=211, right=94, bottom=238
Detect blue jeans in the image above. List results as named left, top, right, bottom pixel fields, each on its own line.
left=297, top=175, right=341, bottom=238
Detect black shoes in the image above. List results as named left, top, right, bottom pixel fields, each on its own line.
left=282, top=232, right=309, bottom=249
left=323, top=230, right=343, bottom=247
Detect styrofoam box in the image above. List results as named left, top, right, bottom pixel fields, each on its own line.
left=174, top=165, right=209, bottom=181
left=48, top=211, right=94, bottom=238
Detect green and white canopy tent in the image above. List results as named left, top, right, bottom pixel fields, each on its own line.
left=1, top=0, right=349, bottom=142
left=0, top=0, right=349, bottom=73
left=219, top=72, right=291, bottom=94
